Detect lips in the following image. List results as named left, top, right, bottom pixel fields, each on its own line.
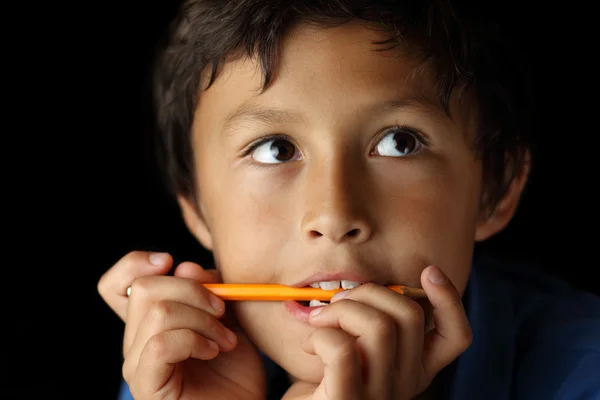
left=281, top=272, right=374, bottom=320
left=285, top=300, right=322, bottom=322
left=291, top=272, right=373, bottom=288
left=295, top=279, right=365, bottom=306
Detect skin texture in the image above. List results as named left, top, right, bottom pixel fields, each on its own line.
left=98, top=21, right=529, bottom=400
left=179, top=22, right=528, bottom=386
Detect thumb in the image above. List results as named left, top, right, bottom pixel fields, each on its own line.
left=173, top=261, right=222, bottom=283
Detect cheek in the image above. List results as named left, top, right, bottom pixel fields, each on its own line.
left=424, top=168, right=480, bottom=293
left=375, top=158, right=480, bottom=293
left=201, top=170, right=296, bottom=283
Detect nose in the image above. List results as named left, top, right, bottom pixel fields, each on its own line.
left=300, top=157, right=373, bottom=244
left=303, top=214, right=371, bottom=243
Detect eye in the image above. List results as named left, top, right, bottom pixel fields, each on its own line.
left=372, top=127, right=424, bottom=157
left=250, top=137, right=301, bottom=164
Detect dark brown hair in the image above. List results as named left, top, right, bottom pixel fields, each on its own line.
left=151, top=0, right=534, bottom=213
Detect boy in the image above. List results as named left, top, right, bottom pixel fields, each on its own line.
left=98, top=0, right=600, bottom=399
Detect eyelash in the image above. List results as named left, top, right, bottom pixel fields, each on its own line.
left=375, top=124, right=429, bottom=149
left=242, top=125, right=429, bottom=159
left=242, top=134, right=294, bottom=157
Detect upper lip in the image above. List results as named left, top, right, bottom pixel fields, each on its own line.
left=291, top=271, right=377, bottom=288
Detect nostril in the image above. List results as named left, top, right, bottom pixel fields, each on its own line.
left=346, top=229, right=360, bottom=237
left=305, top=228, right=365, bottom=241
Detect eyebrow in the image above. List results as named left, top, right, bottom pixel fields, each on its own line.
left=222, top=94, right=444, bottom=134
left=370, top=94, right=446, bottom=121
left=222, top=104, right=305, bottom=135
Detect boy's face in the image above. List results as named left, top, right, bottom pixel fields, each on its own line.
left=180, top=22, right=520, bottom=382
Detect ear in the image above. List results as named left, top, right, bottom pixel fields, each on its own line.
left=474, top=150, right=531, bottom=242
left=177, top=194, right=214, bottom=250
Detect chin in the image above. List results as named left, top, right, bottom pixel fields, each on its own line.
left=282, top=352, right=325, bottom=384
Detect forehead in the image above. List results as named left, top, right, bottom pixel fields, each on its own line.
left=194, top=22, right=444, bottom=133
left=276, top=21, right=429, bottom=90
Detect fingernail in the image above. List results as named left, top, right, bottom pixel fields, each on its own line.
left=309, top=307, right=323, bottom=317
left=427, top=265, right=447, bottom=285
left=331, top=290, right=349, bottom=302
left=209, top=294, right=225, bottom=313
left=224, top=328, right=237, bottom=346
left=149, top=252, right=168, bottom=266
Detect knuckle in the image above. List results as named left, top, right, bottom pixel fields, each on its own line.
left=97, top=251, right=152, bottom=299
left=447, top=297, right=464, bottom=310
left=148, top=300, right=175, bottom=326
left=121, top=357, right=134, bottom=383
left=129, top=276, right=154, bottom=298
left=190, top=280, right=212, bottom=302
left=96, top=273, right=109, bottom=297
left=402, top=299, right=425, bottom=326
left=371, top=312, right=396, bottom=339
left=355, top=282, right=378, bottom=295
left=458, top=326, right=473, bottom=351
left=147, top=332, right=170, bottom=359
left=333, top=338, right=358, bottom=363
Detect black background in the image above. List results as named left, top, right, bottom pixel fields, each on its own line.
left=10, top=1, right=598, bottom=399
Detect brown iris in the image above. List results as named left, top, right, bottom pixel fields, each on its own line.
left=392, top=131, right=417, bottom=155
left=269, top=139, right=296, bottom=161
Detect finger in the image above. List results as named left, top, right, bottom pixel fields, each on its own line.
left=127, top=329, right=219, bottom=397
left=327, top=283, right=425, bottom=391
left=308, top=297, right=396, bottom=395
left=97, top=251, right=173, bottom=321
left=173, top=261, right=221, bottom=283
left=124, top=300, right=237, bottom=377
left=302, top=327, right=362, bottom=400
left=420, top=265, right=472, bottom=380
left=135, top=300, right=236, bottom=353
left=172, top=263, right=236, bottom=328
left=124, top=276, right=226, bottom=355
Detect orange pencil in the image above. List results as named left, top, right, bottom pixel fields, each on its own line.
left=202, top=283, right=426, bottom=301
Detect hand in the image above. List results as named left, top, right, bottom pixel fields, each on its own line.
left=289, top=265, right=472, bottom=400
left=97, top=251, right=266, bottom=400
left=98, top=251, right=173, bottom=322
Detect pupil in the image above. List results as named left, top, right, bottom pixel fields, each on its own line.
left=270, top=139, right=294, bottom=161
left=394, top=132, right=415, bottom=155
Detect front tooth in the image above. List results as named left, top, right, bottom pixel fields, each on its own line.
left=309, top=299, right=329, bottom=307
left=319, top=280, right=341, bottom=290
left=341, top=280, right=360, bottom=289
left=309, top=282, right=320, bottom=288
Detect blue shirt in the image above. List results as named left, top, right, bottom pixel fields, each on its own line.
left=117, top=257, right=600, bottom=399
